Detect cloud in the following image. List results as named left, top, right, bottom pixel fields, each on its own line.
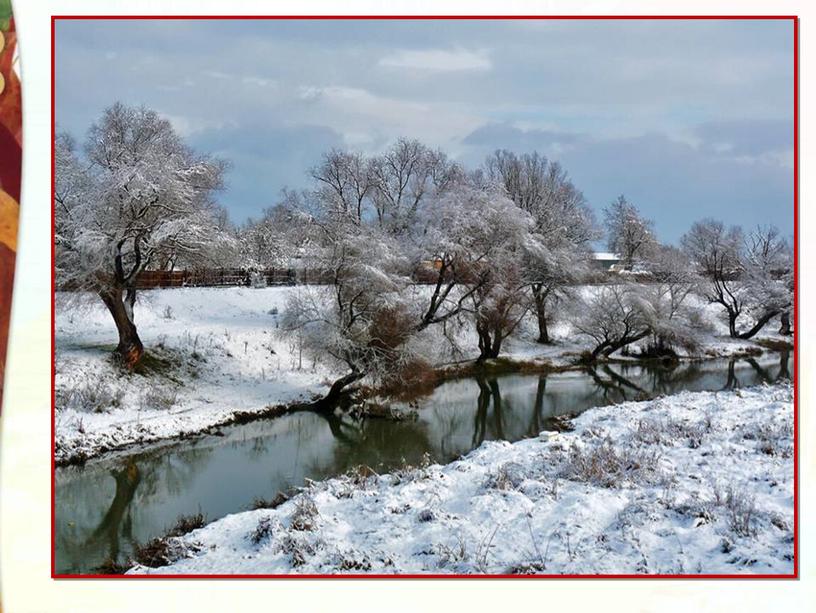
left=379, top=48, right=491, bottom=72
left=695, top=118, right=793, bottom=157
left=460, top=123, right=793, bottom=244
left=462, top=122, right=585, bottom=152
left=54, top=18, right=793, bottom=238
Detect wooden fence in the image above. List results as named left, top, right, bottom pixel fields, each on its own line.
left=133, top=268, right=303, bottom=289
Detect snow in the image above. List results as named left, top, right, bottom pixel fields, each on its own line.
left=55, top=287, right=332, bottom=464
left=55, top=286, right=791, bottom=465
left=129, top=383, right=793, bottom=575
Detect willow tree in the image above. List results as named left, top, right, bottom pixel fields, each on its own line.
left=55, top=103, right=226, bottom=368
left=484, top=150, right=597, bottom=344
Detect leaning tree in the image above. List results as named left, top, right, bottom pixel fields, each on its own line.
left=681, top=219, right=792, bottom=339
left=279, top=213, right=417, bottom=408
left=55, top=103, right=227, bottom=368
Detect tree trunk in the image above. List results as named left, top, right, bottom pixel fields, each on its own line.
left=590, top=341, right=610, bottom=360
left=316, top=370, right=365, bottom=411
left=602, top=329, right=650, bottom=358
left=727, top=309, right=739, bottom=338
left=779, top=310, right=792, bottom=336
left=737, top=309, right=781, bottom=340
left=99, top=287, right=144, bottom=369
left=532, top=284, right=550, bottom=344
left=476, top=321, right=502, bottom=362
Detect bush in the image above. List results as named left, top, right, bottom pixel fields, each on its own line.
left=167, top=513, right=205, bottom=537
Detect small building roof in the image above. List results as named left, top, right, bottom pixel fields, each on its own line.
left=592, top=252, right=621, bottom=261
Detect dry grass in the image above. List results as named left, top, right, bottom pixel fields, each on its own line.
left=557, top=439, right=663, bottom=488
left=290, top=496, right=319, bottom=532
left=250, top=516, right=275, bottom=545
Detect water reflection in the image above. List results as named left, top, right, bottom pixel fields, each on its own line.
left=55, top=351, right=791, bottom=574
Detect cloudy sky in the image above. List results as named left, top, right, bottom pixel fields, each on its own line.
left=55, top=18, right=794, bottom=244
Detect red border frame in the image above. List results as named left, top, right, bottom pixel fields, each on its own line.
left=50, top=14, right=799, bottom=580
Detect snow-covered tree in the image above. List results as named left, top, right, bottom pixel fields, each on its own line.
left=54, top=103, right=227, bottom=367
left=470, top=256, right=530, bottom=362
left=369, top=138, right=462, bottom=236
left=238, top=202, right=302, bottom=270
left=279, top=210, right=416, bottom=406
left=682, top=220, right=791, bottom=339
left=483, top=150, right=597, bottom=343
left=410, top=183, right=534, bottom=337
left=574, top=284, right=652, bottom=359
left=310, top=149, right=374, bottom=225
left=604, top=195, right=656, bottom=270
left=638, top=245, right=704, bottom=355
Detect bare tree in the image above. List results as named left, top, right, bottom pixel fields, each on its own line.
left=279, top=212, right=416, bottom=407
left=639, top=245, right=704, bottom=355
left=310, top=149, right=374, bottom=224
left=55, top=104, right=226, bottom=367
left=370, top=138, right=461, bottom=235
left=574, top=284, right=652, bottom=359
left=682, top=220, right=791, bottom=339
left=410, top=183, right=533, bottom=337
left=604, top=195, right=656, bottom=270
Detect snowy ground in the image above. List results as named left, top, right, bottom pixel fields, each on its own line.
left=130, top=383, right=794, bottom=575
left=55, top=286, right=790, bottom=465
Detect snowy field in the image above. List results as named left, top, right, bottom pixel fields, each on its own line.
left=55, top=286, right=789, bottom=465
left=130, top=383, right=794, bottom=575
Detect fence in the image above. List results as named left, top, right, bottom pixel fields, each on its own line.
left=134, top=268, right=301, bottom=289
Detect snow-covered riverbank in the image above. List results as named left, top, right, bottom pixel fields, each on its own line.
left=128, top=383, right=793, bottom=575
left=55, top=286, right=791, bottom=465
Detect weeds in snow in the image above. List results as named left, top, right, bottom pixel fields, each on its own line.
left=250, top=516, right=275, bottom=545
left=717, top=485, right=758, bottom=537
left=741, top=420, right=793, bottom=458
left=485, top=462, right=527, bottom=491
left=56, top=381, right=124, bottom=414
left=632, top=414, right=712, bottom=449
left=434, top=534, right=469, bottom=568
left=290, top=496, right=319, bottom=532
left=557, top=438, right=663, bottom=488
left=141, top=385, right=179, bottom=411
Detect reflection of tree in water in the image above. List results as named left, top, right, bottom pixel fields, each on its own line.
left=746, top=351, right=791, bottom=383
left=583, top=364, right=645, bottom=404
left=472, top=377, right=513, bottom=447
left=57, top=441, right=218, bottom=574
left=306, top=410, right=437, bottom=476
left=132, top=443, right=217, bottom=501
left=55, top=460, right=142, bottom=572
left=777, top=350, right=791, bottom=381
left=722, top=351, right=791, bottom=390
